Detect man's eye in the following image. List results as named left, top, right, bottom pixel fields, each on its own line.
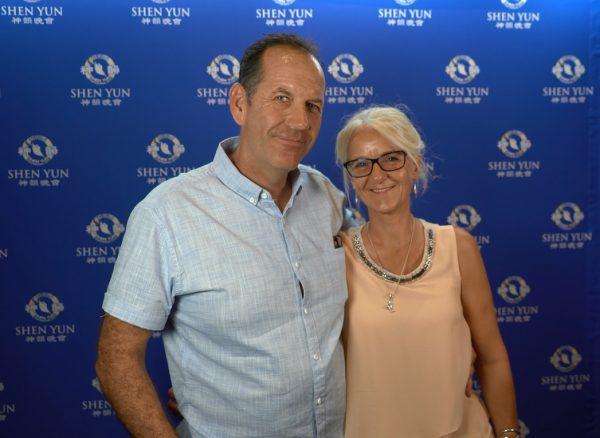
left=308, top=103, right=321, bottom=113
left=275, top=95, right=289, bottom=102
left=383, top=153, right=402, bottom=162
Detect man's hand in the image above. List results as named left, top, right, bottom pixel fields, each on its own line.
left=96, top=314, right=177, bottom=437
left=465, top=346, right=477, bottom=397
left=167, top=387, right=182, bottom=418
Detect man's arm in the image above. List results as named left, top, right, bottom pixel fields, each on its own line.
left=96, top=314, right=177, bottom=438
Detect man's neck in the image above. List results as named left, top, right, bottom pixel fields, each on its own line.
left=230, top=147, right=294, bottom=212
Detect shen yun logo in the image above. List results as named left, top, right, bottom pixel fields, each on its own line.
left=140, top=134, right=194, bottom=186
left=87, top=214, right=125, bottom=244
left=18, top=135, right=57, bottom=165
left=542, top=202, right=591, bottom=250
left=447, top=205, right=490, bottom=247
left=437, top=56, right=488, bottom=104
left=326, top=54, right=372, bottom=105
left=72, top=54, right=131, bottom=106
left=1, top=0, right=63, bottom=26
left=207, top=54, right=239, bottom=85
left=256, top=0, right=313, bottom=28
left=83, top=378, right=115, bottom=418
left=497, top=130, right=531, bottom=158
left=551, top=202, right=584, bottom=231
left=197, top=54, right=238, bottom=106
left=9, top=135, right=69, bottom=187
left=497, top=276, right=530, bottom=304
left=552, top=55, right=586, bottom=85
left=147, top=134, right=185, bottom=164
left=501, top=0, right=527, bottom=10
left=543, top=55, right=593, bottom=104
left=25, top=292, right=64, bottom=322
left=81, top=54, right=120, bottom=85
left=447, top=205, right=481, bottom=231
left=378, top=0, right=433, bottom=28
left=328, top=54, right=364, bottom=84
left=489, top=130, right=539, bottom=179
left=550, top=346, right=582, bottom=373
left=542, top=345, right=590, bottom=392
left=496, top=276, right=538, bottom=324
left=445, top=55, right=479, bottom=84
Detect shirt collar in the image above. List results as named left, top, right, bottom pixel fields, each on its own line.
left=211, top=136, right=305, bottom=207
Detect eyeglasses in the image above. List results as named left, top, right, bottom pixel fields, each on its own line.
left=343, top=151, right=407, bottom=178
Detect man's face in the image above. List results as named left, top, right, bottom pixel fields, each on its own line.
left=232, top=46, right=325, bottom=175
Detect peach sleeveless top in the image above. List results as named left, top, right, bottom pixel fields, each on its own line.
left=341, top=221, right=493, bottom=438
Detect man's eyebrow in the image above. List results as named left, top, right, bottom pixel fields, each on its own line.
left=272, top=87, right=291, bottom=95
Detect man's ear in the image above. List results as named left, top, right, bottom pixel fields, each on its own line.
left=229, top=83, right=248, bottom=127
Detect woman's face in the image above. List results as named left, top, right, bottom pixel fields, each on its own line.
left=346, top=127, right=419, bottom=216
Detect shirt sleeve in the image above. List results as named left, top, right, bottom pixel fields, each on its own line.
left=102, top=203, right=178, bottom=331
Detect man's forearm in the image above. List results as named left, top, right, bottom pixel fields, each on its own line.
left=96, top=357, right=176, bottom=437
left=96, top=315, right=176, bottom=438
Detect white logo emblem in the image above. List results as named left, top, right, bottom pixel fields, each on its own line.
left=447, top=205, right=481, bottom=231
left=394, top=0, right=417, bottom=5
left=551, top=203, right=584, bottom=230
left=501, top=0, right=527, bottom=10
left=445, top=55, right=480, bottom=84
left=328, top=54, right=364, bottom=84
left=81, top=54, right=120, bottom=85
left=273, top=0, right=296, bottom=5
left=92, top=378, right=103, bottom=394
left=497, top=276, right=531, bottom=304
left=552, top=56, right=586, bottom=84
left=550, top=345, right=582, bottom=373
left=497, top=130, right=531, bottom=158
left=25, top=292, right=65, bottom=322
left=147, top=134, right=185, bottom=164
left=86, top=214, right=126, bottom=244
left=18, top=135, right=58, bottom=166
left=23, top=0, right=42, bottom=3
left=206, top=54, right=240, bottom=85
left=151, top=0, right=170, bottom=4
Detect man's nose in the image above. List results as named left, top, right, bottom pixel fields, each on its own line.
left=286, top=104, right=309, bottom=131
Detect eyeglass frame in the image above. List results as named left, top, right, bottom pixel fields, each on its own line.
left=343, top=150, right=407, bottom=178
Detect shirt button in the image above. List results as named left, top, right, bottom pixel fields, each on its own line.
left=316, top=397, right=322, bottom=405
left=303, top=308, right=308, bottom=315
left=313, top=353, right=320, bottom=361
left=294, top=261, right=300, bottom=268
left=260, top=192, right=268, bottom=199
left=249, top=197, right=255, bottom=203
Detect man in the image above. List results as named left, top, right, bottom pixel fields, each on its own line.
left=96, top=34, right=349, bottom=437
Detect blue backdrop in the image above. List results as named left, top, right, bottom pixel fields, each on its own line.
left=1, top=0, right=599, bottom=436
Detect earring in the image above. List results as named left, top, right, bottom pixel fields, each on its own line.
left=412, top=183, right=418, bottom=195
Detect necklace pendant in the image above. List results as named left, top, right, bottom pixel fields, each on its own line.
left=386, top=294, right=395, bottom=313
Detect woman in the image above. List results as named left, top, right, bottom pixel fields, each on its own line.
left=337, top=106, right=518, bottom=438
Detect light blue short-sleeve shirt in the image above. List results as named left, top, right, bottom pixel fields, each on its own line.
left=102, top=137, right=348, bottom=438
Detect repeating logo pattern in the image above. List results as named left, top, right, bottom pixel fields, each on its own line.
left=86, top=214, right=126, bottom=244
left=256, top=0, right=313, bottom=28
left=81, top=54, right=120, bottom=85
left=328, top=54, right=364, bottom=84
left=551, top=203, right=584, bottom=231
left=501, top=0, right=527, bottom=10
left=206, top=54, right=239, bottom=85
left=131, top=0, right=190, bottom=26
left=552, top=55, right=586, bottom=85
left=147, top=134, right=185, bottom=164
left=378, top=0, right=432, bottom=28
left=445, top=55, right=480, bottom=84
left=447, top=205, right=481, bottom=231
left=550, top=346, right=582, bottom=373
left=18, top=135, right=58, bottom=166
left=2, top=0, right=63, bottom=26
left=497, top=276, right=531, bottom=304
left=497, top=130, right=531, bottom=158
left=25, top=292, right=64, bottom=322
